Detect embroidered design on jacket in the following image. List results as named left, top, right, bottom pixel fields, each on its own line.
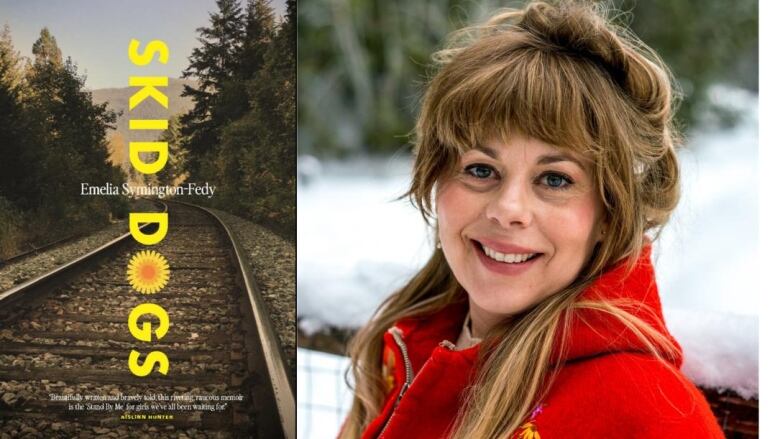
left=512, top=403, right=544, bottom=439
left=381, top=345, right=396, bottom=392
left=517, top=422, right=540, bottom=439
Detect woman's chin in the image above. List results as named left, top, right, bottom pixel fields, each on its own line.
left=467, top=292, right=537, bottom=323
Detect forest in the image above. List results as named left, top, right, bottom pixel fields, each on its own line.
left=0, top=26, right=126, bottom=258
left=0, top=0, right=296, bottom=258
left=163, top=0, right=296, bottom=240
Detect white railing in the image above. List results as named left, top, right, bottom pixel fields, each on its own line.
left=297, top=348, right=353, bottom=439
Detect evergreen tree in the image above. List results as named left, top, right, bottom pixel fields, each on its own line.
left=176, top=0, right=296, bottom=238
left=24, top=30, right=123, bottom=226
left=181, top=0, right=245, bottom=174
left=31, top=27, right=62, bottom=67
left=0, top=25, right=24, bottom=89
left=156, top=116, right=188, bottom=186
left=275, top=0, right=296, bottom=162
left=242, top=0, right=277, bottom=79
left=219, top=0, right=296, bottom=232
left=0, top=26, right=27, bottom=205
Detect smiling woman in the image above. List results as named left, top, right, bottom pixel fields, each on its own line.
left=338, top=1, right=725, bottom=438
left=437, top=136, right=605, bottom=338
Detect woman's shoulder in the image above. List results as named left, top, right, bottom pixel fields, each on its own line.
left=530, top=352, right=725, bottom=438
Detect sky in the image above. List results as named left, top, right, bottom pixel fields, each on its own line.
left=0, top=0, right=287, bottom=90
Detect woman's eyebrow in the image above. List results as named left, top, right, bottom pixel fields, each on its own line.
left=474, top=145, right=499, bottom=159
left=537, top=153, right=586, bottom=171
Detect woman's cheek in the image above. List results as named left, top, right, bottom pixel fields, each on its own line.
left=552, top=203, right=595, bottom=232
left=436, top=189, right=467, bottom=258
left=435, top=182, right=456, bottom=219
left=437, top=183, right=478, bottom=228
left=546, top=197, right=603, bottom=258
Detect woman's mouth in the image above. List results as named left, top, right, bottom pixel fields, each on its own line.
left=474, top=240, right=542, bottom=264
left=472, top=240, right=543, bottom=275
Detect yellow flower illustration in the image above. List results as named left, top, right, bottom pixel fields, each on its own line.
left=519, top=422, right=541, bottom=439
left=127, top=250, right=170, bottom=294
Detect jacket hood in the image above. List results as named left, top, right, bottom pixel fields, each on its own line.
left=391, top=243, right=682, bottom=372
left=550, top=244, right=682, bottom=367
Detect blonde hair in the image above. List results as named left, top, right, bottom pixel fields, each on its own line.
left=341, top=1, right=683, bottom=437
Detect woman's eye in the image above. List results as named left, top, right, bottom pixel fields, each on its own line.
left=539, top=172, right=572, bottom=189
left=464, top=164, right=496, bottom=179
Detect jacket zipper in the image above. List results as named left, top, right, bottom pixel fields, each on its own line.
left=439, top=340, right=456, bottom=350
left=377, top=326, right=413, bottom=438
left=377, top=329, right=456, bottom=438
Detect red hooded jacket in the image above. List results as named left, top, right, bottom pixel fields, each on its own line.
left=358, top=246, right=724, bottom=438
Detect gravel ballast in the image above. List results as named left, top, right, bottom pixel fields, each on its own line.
left=207, top=209, right=296, bottom=378
left=0, top=223, right=127, bottom=292
left=0, top=202, right=296, bottom=381
left=0, top=200, right=161, bottom=292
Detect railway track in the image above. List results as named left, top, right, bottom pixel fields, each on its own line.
left=0, top=202, right=294, bottom=438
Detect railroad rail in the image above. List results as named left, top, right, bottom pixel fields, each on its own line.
left=0, top=201, right=294, bottom=438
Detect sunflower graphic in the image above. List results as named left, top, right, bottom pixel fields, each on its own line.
left=127, top=250, right=170, bottom=294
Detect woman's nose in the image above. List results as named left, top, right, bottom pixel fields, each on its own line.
left=484, top=181, right=534, bottom=228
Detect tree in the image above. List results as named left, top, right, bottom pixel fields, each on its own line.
left=242, top=0, right=277, bottom=79
left=176, top=0, right=296, bottom=238
left=0, top=26, right=127, bottom=255
left=22, top=30, right=124, bottom=225
left=156, top=116, right=188, bottom=186
left=31, top=27, right=62, bottom=67
left=226, top=0, right=296, bottom=232
left=180, top=0, right=246, bottom=174
left=0, top=25, right=24, bottom=89
left=0, top=26, right=27, bottom=205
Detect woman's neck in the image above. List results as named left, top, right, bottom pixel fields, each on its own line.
left=467, top=298, right=509, bottom=339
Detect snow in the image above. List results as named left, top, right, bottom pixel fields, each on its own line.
left=297, top=88, right=758, bottom=398
left=296, top=158, right=430, bottom=333
left=666, top=308, right=758, bottom=399
left=654, top=86, right=759, bottom=316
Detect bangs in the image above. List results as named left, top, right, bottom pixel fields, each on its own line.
left=426, top=34, right=627, bottom=159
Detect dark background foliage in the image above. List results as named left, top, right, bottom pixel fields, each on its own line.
left=298, top=0, right=758, bottom=157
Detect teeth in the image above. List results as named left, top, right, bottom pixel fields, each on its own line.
left=481, top=244, right=536, bottom=264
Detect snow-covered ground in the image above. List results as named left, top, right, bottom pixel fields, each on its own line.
left=297, top=88, right=759, bottom=434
